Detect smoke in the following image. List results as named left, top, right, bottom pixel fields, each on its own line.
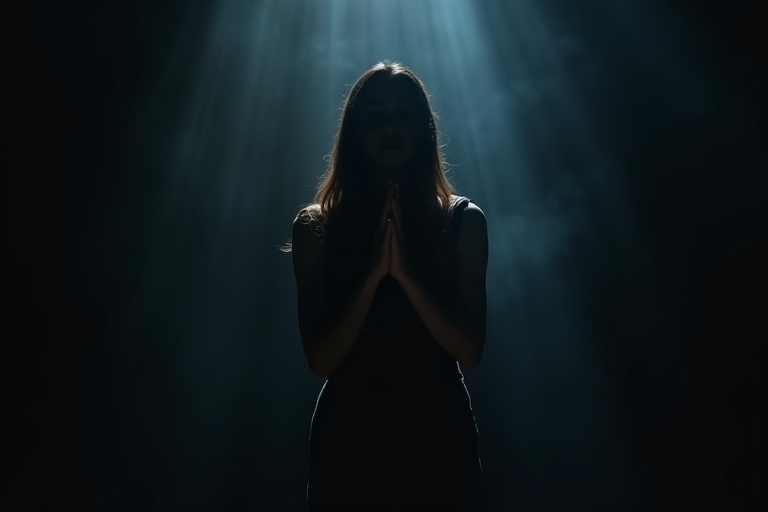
left=489, top=169, right=593, bottom=299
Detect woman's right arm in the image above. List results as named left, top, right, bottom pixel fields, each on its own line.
left=291, top=213, right=384, bottom=379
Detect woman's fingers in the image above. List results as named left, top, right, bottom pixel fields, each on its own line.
left=379, top=186, right=394, bottom=232
left=391, top=187, right=404, bottom=241
left=383, top=218, right=392, bottom=272
left=372, top=212, right=394, bottom=279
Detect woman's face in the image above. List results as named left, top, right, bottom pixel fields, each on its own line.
left=356, top=75, right=423, bottom=182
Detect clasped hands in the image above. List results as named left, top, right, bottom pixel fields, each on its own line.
left=371, top=181, right=412, bottom=282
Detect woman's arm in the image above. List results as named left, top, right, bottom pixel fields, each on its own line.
left=291, top=212, right=385, bottom=379
left=396, top=202, right=488, bottom=369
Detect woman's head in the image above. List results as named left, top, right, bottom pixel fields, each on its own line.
left=315, top=61, right=453, bottom=216
left=356, top=72, right=423, bottom=179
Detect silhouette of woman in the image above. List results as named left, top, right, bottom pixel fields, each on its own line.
left=288, top=61, right=487, bottom=511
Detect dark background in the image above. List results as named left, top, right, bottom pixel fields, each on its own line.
left=1, top=1, right=765, bottom=510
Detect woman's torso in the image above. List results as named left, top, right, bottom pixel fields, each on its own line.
left=309, top=195, right=478, bottom=442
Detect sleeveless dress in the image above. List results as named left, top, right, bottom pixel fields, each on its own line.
left=306, top=196, right=483, bottom=512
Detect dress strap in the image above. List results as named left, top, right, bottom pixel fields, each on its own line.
left=446, top=196, right=471, bottom=254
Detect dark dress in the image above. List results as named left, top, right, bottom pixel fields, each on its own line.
left=306, top=196, right=483, bottom=512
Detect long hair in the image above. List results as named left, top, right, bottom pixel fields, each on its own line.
left=283, top=61, right=454, bottom=252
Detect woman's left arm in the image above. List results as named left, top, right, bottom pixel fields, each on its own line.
left=395, top=203, right=488, bottom=369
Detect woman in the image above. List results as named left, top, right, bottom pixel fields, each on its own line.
left=288, top=61, right=488, bottom=511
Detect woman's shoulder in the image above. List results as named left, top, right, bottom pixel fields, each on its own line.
left=448, top=194, right=470, bottom=208
left=444, top=194, right=477, bottom=220
left=448, top=194, right=483, bottom=214
left=296, top=203, right=323, bottom=217
left=293, top=204, right=328, bottom=241
left=296, top=203, right=331, bottom=223
left=443, top=195, right=486, bottom=236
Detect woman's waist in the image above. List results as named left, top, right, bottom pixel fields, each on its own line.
left=313, top=386, right=476, bottom=442
left=315, top=376, right=473, bottom=425
left=333, top=337, right=464, bottom=380
left=316, top=410, right=476, bottom=442
left=328, top=363, right=464, bottom=394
